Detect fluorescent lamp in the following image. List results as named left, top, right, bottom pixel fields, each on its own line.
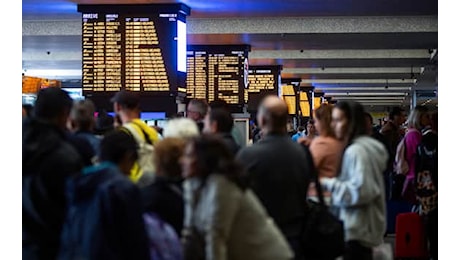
left=316, top=87, right=411, bottom=91
left=177, top=20, right=187, bottom=73
left=325, top=92, right=408, bottom=96
left=303, top=79, right=416, bottom=84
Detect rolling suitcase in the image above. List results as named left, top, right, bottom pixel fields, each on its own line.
left=394, top=212, right=429, bottom=259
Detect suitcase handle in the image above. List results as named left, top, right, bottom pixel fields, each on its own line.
left=405, top=232, right=411, bottom=244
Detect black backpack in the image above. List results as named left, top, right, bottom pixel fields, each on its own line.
left=415, top=131, right=438, bottom=215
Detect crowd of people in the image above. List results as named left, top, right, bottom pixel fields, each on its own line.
left=22, top=88, right=438, bottom=260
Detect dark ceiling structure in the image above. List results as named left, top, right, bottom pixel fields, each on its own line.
left=22, top=0, right=438, bottom=110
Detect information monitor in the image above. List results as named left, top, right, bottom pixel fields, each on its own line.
left=77, top=3, right=190, bottom=116
left=244, top=65, right=281, bottom=113
left=186, top=44, right=250, bottom=113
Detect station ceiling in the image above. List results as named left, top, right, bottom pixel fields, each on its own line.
left=22, top=0, right=438, bottom=110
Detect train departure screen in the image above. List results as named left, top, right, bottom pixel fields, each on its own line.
left=78, top=4, right=190, bottom=97
left=244, top=65, right=281, bottom=112
left=186, top=45, right=250, bottom=112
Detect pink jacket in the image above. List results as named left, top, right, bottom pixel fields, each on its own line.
left=404, top=129, right=422, bottom=179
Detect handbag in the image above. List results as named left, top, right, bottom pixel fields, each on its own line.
left=182, top=183, right=206, bottom=260
left=301, top=148, right=345, bottom=259
left=182, top=226, right=205, bottom=260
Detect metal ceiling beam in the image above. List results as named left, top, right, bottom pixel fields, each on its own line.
left=330, top=96, right=405, bottom=100
left=316, top=87, right=412, bottom=91
left=22, top=16, right=437, bottom=36
left=325, top=92, right=408, bottom=96
left=22, top=50, right=430, bottom=63
left=283, top=67, right=422, bottom=74
left=302, top=79, right=416, bottom=84
left=250, top=49, right=431, bottom=59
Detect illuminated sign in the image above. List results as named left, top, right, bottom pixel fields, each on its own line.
left=77, top=3, right=190, bottom=115
left=245, top=65, right=281, bottom=112
left=186, top=44, right=250, bottom=112
left=78, top=4, right=190, bottom=95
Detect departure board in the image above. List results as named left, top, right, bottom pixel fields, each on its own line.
left=244, top=65, right=281, bottom=112
left=281, top=78, right=302, bottom=116
left=78, top=4, right=190, bottom=115
left=186, top=45, right=250, bottom=112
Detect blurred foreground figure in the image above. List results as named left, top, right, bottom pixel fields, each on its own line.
left=23, top=88, right=83, bottom=259
left=321, top=101, right=388, bottom=260
left=182, top=135, right=293, bottom=260
left=59, top=130, right=150, bottom=260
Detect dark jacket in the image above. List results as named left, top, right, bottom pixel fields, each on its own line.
left=75, top=130, right=101, bottom=157
left=220, top=133, right=241, bottom=156
left=67, top=133, right=96, bottom=166
left=23, top=118, right=83, bottom=260
left=58, top=162, right=150, bottom=260
left=380, top=121, right=403, bottom=169
left=141, top=176, right=184, bottom=237
left=236, top=133, right=310, bottom=239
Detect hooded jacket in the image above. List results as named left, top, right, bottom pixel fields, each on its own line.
left=23, top=118, right=83, bottom=260
left=58, top=162, right=150, bottom=260
left=321, top=136, right=388, bottom=248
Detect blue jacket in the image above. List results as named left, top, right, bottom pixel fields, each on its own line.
left=58, top=162, right=150, bottom=260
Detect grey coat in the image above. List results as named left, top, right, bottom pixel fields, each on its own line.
left=183, top=174, right=293, bottom=260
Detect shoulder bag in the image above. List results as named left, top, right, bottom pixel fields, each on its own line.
left=301, top=147, right=345, bottom=259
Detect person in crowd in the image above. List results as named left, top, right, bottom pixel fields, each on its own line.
left=111, top=90, right=160, bottom=185
left=68, top=99, right=101, bottom=157
left=186, top=98, right=208, bottom=133
left=59, top=130, right=150, bottom=259
left=287, top=121, right=297, bottom=137
left=365, top=112, right=390, bottom=160
left=209, top=99, right=245, bottom=148
left=307, top=104, right=343, bottom=201
left=400, top=105, right=430, bottom=205
left=380, top=107, right=405, bottom=169
left=416, top=110, right=438, bottom=260
left=365, top=112, right=387, bottom=145
left=181, top=135, right=293, bottom=260
left=320, top=101, right=388, bottom=260
left=94, top=109, right=114, bottom=136
left=298, top=119, right=316, bottom=146
left=22, top=103, right=33, bottom=119
left=162, top=117, right=200, bottom=140
left=141, top=137, right=186, bottom=237
left=236, top=95, right=309, bottom=259
left=291, top=126, right=305, bottom=142
left=310, top=104, right=343, bottom=178
left=23, top=88, right=84, bottom=259
left=203, top=107, right=241, bottom=155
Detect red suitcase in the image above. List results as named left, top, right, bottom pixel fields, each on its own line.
left=394, top=212, right=429, bottom=258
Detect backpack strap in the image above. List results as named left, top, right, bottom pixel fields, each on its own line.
left=130, top=121, right=154, bottom=145
left=303, top=145, right=326, bottom=206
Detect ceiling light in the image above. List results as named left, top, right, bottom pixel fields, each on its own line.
left=325, top=92, right=408, bottom=96
left=302, top=79, right=416, bottom=84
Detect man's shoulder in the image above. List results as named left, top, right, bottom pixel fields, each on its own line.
left=125, top=119, right=159, bottom=143
left=380, top=122, right=396, bottom=134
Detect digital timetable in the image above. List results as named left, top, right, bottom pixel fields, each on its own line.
left=245, top=65, right=281, bottom=112
left=78, top=4, right=189, bottom=96
left=186, top=44, right=250, bottom=112
left=77, top=4, right=190, bottom=114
